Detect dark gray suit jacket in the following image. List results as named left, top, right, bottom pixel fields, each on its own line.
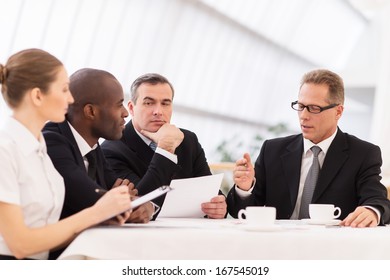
left=227, top=129, right=390, bottom=224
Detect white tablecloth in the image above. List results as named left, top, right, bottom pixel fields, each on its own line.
left=58, top=218, right=390, bottom=260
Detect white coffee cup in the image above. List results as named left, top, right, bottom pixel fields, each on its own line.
left=309, top=204, right=341, bottom=220
left=238, top=206, right=276, bottom=225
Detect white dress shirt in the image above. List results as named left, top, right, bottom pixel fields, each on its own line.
left=0, top=117, right=64, bottom=259
left=68, top=122, right=97, bottom=170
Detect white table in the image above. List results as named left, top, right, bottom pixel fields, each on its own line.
left=58, top=218, right=390, bottom=260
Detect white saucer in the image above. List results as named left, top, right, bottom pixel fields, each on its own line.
left=302, top=219, right=341, bottom=226
left=241, top=224, right=283, bottom=232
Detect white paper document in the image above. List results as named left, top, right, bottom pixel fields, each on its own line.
left=158, top=173, right=224, bottom=218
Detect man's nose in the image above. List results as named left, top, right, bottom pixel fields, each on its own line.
left=153, top=104, right=163, bottom=115
left=122, top=106, right=129, bottom=117
left=299, top=107, right=310, bottom=119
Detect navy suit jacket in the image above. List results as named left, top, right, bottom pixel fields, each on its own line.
left=43, top=121, right=117, bottom=219
left=227, top=129, right=390, bottom=224
left=101, top=121, right=213, bottom=209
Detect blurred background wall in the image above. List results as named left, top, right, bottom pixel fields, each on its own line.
left=1, top=0, right=390, bottom=183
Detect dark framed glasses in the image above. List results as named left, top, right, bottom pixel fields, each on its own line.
left=291, top=101, right=339, bottom=114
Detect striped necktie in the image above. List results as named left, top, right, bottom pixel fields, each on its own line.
left=149, top=141, right=157, bottom=151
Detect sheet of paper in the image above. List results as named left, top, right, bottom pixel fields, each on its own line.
left=158, top=173, right=224, bottom=218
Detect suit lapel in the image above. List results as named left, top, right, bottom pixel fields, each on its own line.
left=123, top=121, right=154, bottom=167
left=281, top=136, right=304, bottom=208
left=58, top=121, right=85, bottom=167
left=60, top=121, right=108, bottom=187
left=312, top=129, right=349, bottom=202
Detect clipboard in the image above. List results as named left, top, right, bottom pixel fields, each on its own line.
left=131, top=185, right=172, bottom=209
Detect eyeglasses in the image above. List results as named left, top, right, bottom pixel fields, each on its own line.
left=291, top=101, right=339, bottom=114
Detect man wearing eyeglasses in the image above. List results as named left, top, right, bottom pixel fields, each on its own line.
left=227, top=69, right=390, bottom=227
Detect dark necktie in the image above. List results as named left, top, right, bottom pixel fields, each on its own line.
left=299, top=146, right=322, bottom=219
left=85, top=149, right=97, bottom=181
left=149, top=141, right=157, bottom=151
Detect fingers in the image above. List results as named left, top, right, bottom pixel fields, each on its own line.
left=140, top=129, right=155, bottom=141
left=103, top=210, right=130, bottom=225
left=121, top=179, right=130, bottom=186
left=142, top=124, right=184, bottom=153
left=127, top=182, right=135, bottom=189
left=101, top=219, right=119, bottom=226
left=233, top=172, right=253, bottom=185
left=112, top=178, right=124, bottom=188
left=243, top=153, right=253, bottom=168
left=120, top=180, right=137, bottom=197
left=127, top=204, right=153, bottom=223
left=340, top=207, right=378, bottom=228
left=112, top=178, right=130, bottom=187
left=115, top=185, right=130, bottom=194
left=94, top=185, right=133, bottom=224
left=130, top=193, right=138, bottom=200
left=99, top=209, right=131, bottom=226
left=235, top=153, right=252, bottom=167
left=234, top=153, right=253, bottom=173
left=110, top=185, right=132, bottom=211
left=128, top=183, right=138, bottom=197
left=122, top=210, right=131, bottom=221
left=210, top=195, right=225, bottom=203
left=201, top=196, right=227, bottom=219
left=111, top=179, right=137, bottom=198
left=233, top=153, right=255, bottom=190
left=109, top=210, right=131, bottom=225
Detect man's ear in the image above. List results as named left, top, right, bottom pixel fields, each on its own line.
left=128, top=100, right=135, bottom=116
left=336, top=104, right=344, bottom=120
left=83, top=104, right=96, bottom=119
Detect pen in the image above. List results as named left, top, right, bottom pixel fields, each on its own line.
left=95, top=188, right=107, bottom=195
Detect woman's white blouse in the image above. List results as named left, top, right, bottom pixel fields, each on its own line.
left=0, top=118, right=65, bottom=259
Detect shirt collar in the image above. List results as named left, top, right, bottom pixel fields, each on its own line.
left=303, top=128, right=338, bottom=156
left=4, top=117, right=45, bottom=156
left=68, top=121, right=98, bottom=157
left=134, top=126, right=153, bottom=146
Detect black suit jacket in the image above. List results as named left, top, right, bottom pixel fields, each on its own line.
left=101, top=121, right=212, bottom=209
left=227, top=129, right=390, bottom=224
left=43, top=121, right=117, bottom=219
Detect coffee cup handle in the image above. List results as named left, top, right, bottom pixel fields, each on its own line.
left=333, top=207, right=341, bottom=219
left=238, top=209, right=247, bottom=221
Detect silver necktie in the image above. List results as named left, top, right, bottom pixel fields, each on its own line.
left=299, top=146, right=322, bottom=219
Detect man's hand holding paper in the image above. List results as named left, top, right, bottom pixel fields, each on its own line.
left=201, top=194, right=227, bottom=219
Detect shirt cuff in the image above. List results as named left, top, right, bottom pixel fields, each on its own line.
left=363, top=205, right=381, bottom=225
left=234, top=178, right=256, bottom=198
left=150, top=201, right=160, bottom=218
left=155, top=147, right=178, bottom=164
